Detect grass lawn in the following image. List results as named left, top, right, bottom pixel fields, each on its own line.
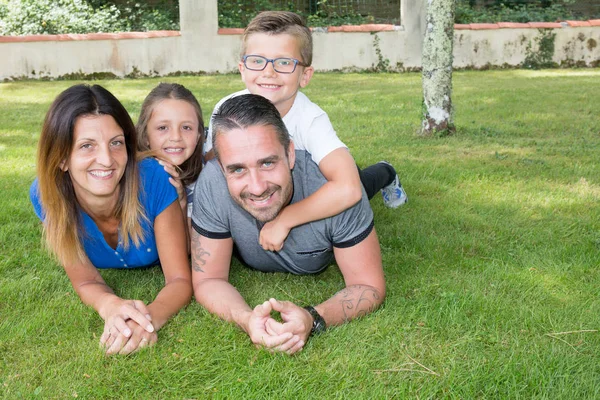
left=1, top=70, right=599, bottom=398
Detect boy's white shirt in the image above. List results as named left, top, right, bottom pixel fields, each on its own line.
left=205, top=89, right=347, bottom=165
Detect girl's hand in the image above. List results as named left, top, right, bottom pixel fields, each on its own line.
left=158, top=160, right=187, bottom=213
left=99, top=299, right=154, bottom=348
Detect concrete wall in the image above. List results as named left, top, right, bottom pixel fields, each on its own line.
left=454, top=22, right=600, bottom=68
left=1, top=0, right=599, bottom=81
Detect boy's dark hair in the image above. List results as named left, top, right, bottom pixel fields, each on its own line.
left=211, top=94, right=290, bottom=161
left=242, top=11, right=313, bottom=66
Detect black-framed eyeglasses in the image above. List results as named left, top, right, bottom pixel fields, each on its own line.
left=242, top=55, right=306, bottom=74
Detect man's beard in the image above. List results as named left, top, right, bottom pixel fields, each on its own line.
left=236, top=178, right=293, bottom=223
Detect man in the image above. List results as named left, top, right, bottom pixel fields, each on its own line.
left=191, top=94, right=385, bottom=354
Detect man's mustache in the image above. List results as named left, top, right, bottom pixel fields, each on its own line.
left=240, top=184, right=281, bottom=201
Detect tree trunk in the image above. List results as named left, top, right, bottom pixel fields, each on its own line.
left=421, top=0, right=456, bottom=136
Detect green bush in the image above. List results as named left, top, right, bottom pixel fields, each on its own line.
left=0, top=0, right=122, bottom=35
left=522, top=29, right=557, bottom=69
left=89, top=0, right=179, bottom=31
left=0, top=0, right=178, bottom=36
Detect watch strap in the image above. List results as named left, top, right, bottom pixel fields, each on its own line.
left=304, top=306, right=326, bottom=335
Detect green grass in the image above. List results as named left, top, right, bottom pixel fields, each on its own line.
left=1, top=70, right=599, bottom=398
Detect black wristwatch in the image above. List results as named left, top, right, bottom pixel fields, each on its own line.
left=303, top=306, right=326, bottom=335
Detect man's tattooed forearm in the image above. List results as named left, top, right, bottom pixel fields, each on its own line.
left=191, top=231, right=211, bottom=272
left=339, top=285, right=381, bottom=321
left=192, top=247, right=211, bottom=272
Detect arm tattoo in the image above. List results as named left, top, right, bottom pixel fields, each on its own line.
left=339, top=285, right=381, bottom=321
left=191, top=230, right=211, bottom=273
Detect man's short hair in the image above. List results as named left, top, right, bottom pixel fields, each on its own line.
left=211, top=94, right=291, bottom=161
left=241, top=11, right=313, bottom=66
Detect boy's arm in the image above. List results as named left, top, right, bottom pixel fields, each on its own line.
left=259, top=147, right=362, bottom=251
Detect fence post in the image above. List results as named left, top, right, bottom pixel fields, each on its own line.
left=178, top=0, right=227, bottom=73
left=401, top=0, right=426, bottom=35
left=179, top=0, right=218, bottom=36
left=401, top=0, right=427, bottom=66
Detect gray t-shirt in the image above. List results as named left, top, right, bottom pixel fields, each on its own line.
left=192, top=150, right=374, bottom=274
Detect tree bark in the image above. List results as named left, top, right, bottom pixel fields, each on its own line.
left=421, top=0, right=456, bottom=136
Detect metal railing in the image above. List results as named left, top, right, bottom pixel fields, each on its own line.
left=466, top=0, right=600, bottom=19
left=269, top=0, right=400, bottom=21
left=218, top=0, right=401, bottom=27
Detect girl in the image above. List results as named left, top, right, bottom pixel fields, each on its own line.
left=30, top=84, right=192, bottom=355
left=136, top=83, right=204, bottom=230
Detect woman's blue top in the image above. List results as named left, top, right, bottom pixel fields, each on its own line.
left=30, top=158, right=177, bottom=269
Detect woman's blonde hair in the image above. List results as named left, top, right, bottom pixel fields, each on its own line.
left=136, top=83, right=204, bottom=186
left=36, top=84, right=145, bottom=265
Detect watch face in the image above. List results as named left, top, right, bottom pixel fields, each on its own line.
left=312, top=317, right=326, bottom=334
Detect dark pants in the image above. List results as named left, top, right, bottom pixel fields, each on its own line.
left=358, top=162, right=396, bottom=200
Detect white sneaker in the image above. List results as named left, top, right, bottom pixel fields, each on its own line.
left=379, top=162, right=408, bottom=208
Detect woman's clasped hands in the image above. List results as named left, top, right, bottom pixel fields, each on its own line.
left=99, top=298, right=157, bottom=355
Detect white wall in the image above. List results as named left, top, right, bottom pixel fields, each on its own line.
left=1, top=0, right=598, bottom=81
left=454, top=25, right=600, bottom=68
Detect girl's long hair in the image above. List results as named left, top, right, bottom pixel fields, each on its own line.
left=36, top=84, right=145, bottom=265
left=136, top=83, right=204, bottom=186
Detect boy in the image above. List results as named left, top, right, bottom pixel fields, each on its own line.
left=204, top=11, right=407, bottom=251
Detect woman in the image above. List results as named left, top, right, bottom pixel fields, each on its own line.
left=29, top=84, right=192, bottom=355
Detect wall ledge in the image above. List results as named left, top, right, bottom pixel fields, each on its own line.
left=455, top=20, right=598, bottom=30
left=217, top=24, right=400, bottom=35
left=326, top=24, right=396, bottom=32
left=0, top=30, right=180, bottom=43
left=219, top=20, right=600, bottom=35
left=2, top=19, right=598, bottom=43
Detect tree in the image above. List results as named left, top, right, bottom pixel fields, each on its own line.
left=421, top=0, right=456, bottom=136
